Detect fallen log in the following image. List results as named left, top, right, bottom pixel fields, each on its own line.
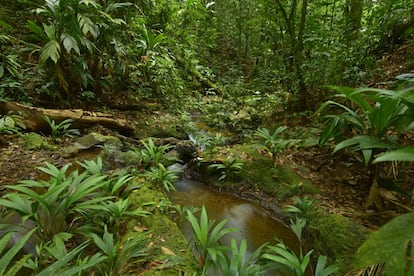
left=0, top=101, right=136, bottom=136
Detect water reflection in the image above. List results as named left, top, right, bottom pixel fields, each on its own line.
left=170, top=179, right=298, bottom=254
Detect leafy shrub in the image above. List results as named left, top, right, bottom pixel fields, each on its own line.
left=44, top=116, right=80, bottom=142
left=0, top=114, right=25, bottom=134
left=254, top=127, right=298, bottom=165
left=208, top=157, right=243, bottom=181
left=144, top=163, right=181, bottom=192
left=318, top=86, right=414, bottom=206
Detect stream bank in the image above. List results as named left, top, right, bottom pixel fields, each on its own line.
left=0, top=110, right=372, bottom=274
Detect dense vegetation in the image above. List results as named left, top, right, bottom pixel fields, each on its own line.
left=1, top=0, right=414, bottom=275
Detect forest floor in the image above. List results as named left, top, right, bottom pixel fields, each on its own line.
left=1, top=43, right=414, bottom=233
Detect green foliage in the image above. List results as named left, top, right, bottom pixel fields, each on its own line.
left=138, top=138, right=178, bottom=167
left=283, top=196, right=315, bottom=217
left=0, top=228, right=36, bottom=276
left=318, top=86, right=410, bottom=166
left=25, top=234, right=105, bottom=275
left=43, top=116, right=80, bottom=142
left=0, top=162, right=110, bottom=241
left=0, top=34, right=24, bottom=100
left=0, top=114, right=25, bottom=134
left=264, top=197, right=338, bottom=276
left=263, top=217, right=338, bottom=276
left=354, top=212, right=414, bottom=275
left=374, top=146, right=414, bottom=163
left=208, top=157, right=243, bottom=181
left=185, top=206, right=236, bottom=273
left=144, top=163, right=181, bottom=192
left=213, top=238, right=266, bottom=276
left=254, top=127, right=298, bottom=164
left=24, top=0, right=133, bottom=99
left=78, top=156, right=104, bottom=175
left=263, top=242, right=313, bottom=276
left=89, top=225, right=148, bottom=275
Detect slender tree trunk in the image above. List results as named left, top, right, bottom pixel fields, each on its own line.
left=294, top=0, right=309, bottom=111
left=344, top=0, right=363, bottom=41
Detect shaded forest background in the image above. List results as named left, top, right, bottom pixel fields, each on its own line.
left=1, top=0, right=413, bottom=111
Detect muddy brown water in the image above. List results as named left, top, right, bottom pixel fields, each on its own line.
left=170, top=178, right=299, bottom=255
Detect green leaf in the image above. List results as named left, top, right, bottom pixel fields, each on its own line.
left=43, top=24, right=56, bottom=40
left=25, top=20, right=46, bottom=40
left=374, top=147, right=414, bottom=163
left=78, top=14, right=98, bottom=38
left=315, top=255, right=339, bottom=276
left=40, top=40, right=61, bottom=64
left=61, top=33, right=80, bottom=54
left=0, top=228, right=36, bottom=275
left=37, top=241, right=89, bottom=276
left=353, top=212, right=414, bottom=274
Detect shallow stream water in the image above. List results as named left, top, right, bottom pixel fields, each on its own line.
left=169, top=178, right=298, bottom=255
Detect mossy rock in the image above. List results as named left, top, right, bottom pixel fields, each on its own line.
left=22, top=132, right=53, bottom=150
left=306, top=213, right=370, bottom=274
left=128, top=184, right=199, bottom=275
left=198, top=144, right=317, bottom=200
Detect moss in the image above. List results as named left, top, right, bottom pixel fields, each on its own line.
left=198, top=144, right=317, bottom=201
left=127, top=183, right=199, bottom=275
left=306, top=213, right=370, bottom=274
left=22, top=133, right=53, bottom=150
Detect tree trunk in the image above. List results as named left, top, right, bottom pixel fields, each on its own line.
left=344, top=0, right=363, bottom=41
left=0, top=102, right=135, bottom=136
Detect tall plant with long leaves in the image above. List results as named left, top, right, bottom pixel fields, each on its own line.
left=318, top=86, right=412, bottom=207
left=186, top=206, right=236, bottom=274
left=25, top=0, right=131, bottom=100
left=0, top=162, right=111, bottom=242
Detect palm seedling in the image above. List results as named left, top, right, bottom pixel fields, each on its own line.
left=317, top=86, right=413, bottom=207
left=0, top=114, right=25, bottom=134
left=208, top=157, right=243, bottom=181
left=144, top=163, right=181, bottom=192
left=138, top=138, right=178, bottom=167
left=185, top=206, right=236, bottom=274
left=25, top=233, right=106, bottom=275
left=43, top=116, right=80, bottom=142
left=89, top=225, right=148, bottom=276
left=262, top=217, right=338, bottom=276
left=254, top=127, right=298, bottom=165
left=216, top=238, right=267, bottom=276
left=0, top=162, right=111, bottom=242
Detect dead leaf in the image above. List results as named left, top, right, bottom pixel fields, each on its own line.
left=161, top=246, right=176, bottom=256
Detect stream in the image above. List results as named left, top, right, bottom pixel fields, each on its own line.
left=169, top=177, right=298, bottom=256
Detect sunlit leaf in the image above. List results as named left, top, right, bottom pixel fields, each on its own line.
left=40, top=40, right=61, bottom=64
left=61, top=33, right=80, bottom=54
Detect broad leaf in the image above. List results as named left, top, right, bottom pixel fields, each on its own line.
left=61, top=33, right=80, bottom=54
left=353, top=212, right=414, bottom=275
left=40, top=40, right=61, bottom=64
left=374, top=147, right=414, bottom=163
